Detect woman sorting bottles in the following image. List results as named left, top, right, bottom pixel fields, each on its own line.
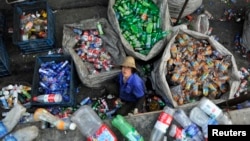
left=115, top=56, right=146, bottom=116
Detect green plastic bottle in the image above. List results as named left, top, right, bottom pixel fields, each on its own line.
left=111, top=115, right=144, bottom=141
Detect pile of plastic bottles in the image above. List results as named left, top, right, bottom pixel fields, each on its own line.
left=0, top=84, right=31, bottom=109
left=73, top=28, right=114, bottom=75
left=20, top=10, right=48, bottom=41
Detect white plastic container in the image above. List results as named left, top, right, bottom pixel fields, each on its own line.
left=198, top=97, right=232, bottom=125
left=71, top=105, right=117, bottom=141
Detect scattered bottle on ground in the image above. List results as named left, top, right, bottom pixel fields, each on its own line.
left=33, top=108, right=76, bottom=131
left=71, top=105, right=117, bottom=141
left=32, top=94, right=63, bottom=103
left=112, top=114, right=144, bottom=141
left=149, top=106, right=175, bottom=141
left=0, top=102, right=26, bottom=138
left=3, top=125, right=39, bottom=141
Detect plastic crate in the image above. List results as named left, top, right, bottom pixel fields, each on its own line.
left=0, top=37, right=10, bottom=77
left=13, top=0, right=55, bottom=54
left=31, top=55, right=77, bottom=107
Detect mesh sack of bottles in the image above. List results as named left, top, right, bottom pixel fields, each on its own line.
left=154, top=28, right=241, bottom=107
left=108, top=0, right=172, bottom=61
left=62, top=18, right=126, bottom=88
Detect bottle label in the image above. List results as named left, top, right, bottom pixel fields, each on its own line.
left=154, top=112, right=173, bottom=133
left=200, top=99, right=221, bottom=119
left=0, top=121, right=8, bottom=138
left=174, top=126, right=183, bottom=139
left=3, top=134, right=17, bottom=141
left=44, top=94, right=56, bottom=103
left=126, top=130, right=144, bottom=141
left=87, top=124, right=117, bottom=141
left=184, top=124, right=199, bottom=138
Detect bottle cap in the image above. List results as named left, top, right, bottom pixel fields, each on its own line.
left=32, top=96, right=38, bottom=101
left=69, top=123, right=77, bottom=130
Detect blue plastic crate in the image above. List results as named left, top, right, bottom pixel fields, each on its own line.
left=13, top=0, right=55, bottom=54
left=31, top=55, right=77, bottom=107
left=0, top=37, right=10, bottom=77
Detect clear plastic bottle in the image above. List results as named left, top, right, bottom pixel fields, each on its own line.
left=0, top=102, right=26, bottom=138
left=71, top=105, right=117, bottom=141
left=198, top=97, right=232, bottom=125
left=3, top=125, right=39, bottom=141
left=149, top=106, right=175, bottom=141
left=173, top=109, right=204, bottom=141
left=189, top=107, right=218, bottom=140
left=32, top=94, right=62, bottom=103
left=112, top=114, right=144, bottom=141
left=33, top=108, right=76, bottom=131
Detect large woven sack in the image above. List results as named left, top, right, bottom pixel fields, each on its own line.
left=154, top=28, right=241, bottom=107
left=242, top=8, right=250, bottom=51
left=107, top=0, right=172, bottom=61
left=168, top=0, right=203, bottom=18
left=62, top=18, right=126, bottom=88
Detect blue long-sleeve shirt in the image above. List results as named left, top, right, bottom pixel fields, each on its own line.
left=118, top=72, right=145, bottom=102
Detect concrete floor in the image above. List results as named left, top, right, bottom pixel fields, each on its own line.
left=1, top=0, right=250, bottom=140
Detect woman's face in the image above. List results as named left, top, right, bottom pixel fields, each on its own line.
left=122, top=66, right=133, bottom=79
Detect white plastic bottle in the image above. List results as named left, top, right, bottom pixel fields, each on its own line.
left=3, top=125, right=39, bottom=141
left=32, top=94, right=62, bottom=103
left=149, top=106, right=175, bottom=141
left=198, top=97, right=232, bottom=125
left=33, top=108, right=76, bottom=131
left=173, top=109, right=204, bottom=141
left=71, top=105, right=117, bottom=141
left=189, top=107, right=218, bottom=140
left=0, top=102, right=26, bottom=138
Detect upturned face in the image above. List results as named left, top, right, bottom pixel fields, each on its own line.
left=121, top=66, right=133, bottom=79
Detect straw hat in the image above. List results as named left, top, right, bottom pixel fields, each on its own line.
left=121, top=56, right=137, bottom=69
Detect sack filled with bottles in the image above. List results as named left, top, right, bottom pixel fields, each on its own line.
left=108, top=0, right=172, bottom=61
left=62, top=18, right=126, bottom=88
left=153, top=28, right=241, bottom=107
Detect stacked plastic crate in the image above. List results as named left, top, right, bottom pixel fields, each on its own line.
left=0, top=11, right=10, bottom=77
left=12, top=0, right=55, bottom=54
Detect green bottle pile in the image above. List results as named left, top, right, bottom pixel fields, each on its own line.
left=113, top=0, right=170, bottom=55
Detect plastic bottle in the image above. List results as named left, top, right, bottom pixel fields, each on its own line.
left=168, top=124, right=186, bottom=141
left=32, top=94, right=62, bottom=103
left=112, top=114, right=144, bottom=141
left=71, top=105, right=117, bottom=141
left=173, top=109, right=204, bottom=141
left=33, top=108, right=76, bottom=131
left=189, top=107, right=218, bottom=140
left=3, top=125, right=39, bottom=141
left=0, top=102, right=26, bottom=138
left=197, top=97, right=232, bottom=125
left=149, top=106, right=175, bottom=141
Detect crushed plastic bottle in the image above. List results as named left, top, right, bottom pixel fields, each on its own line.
left=112, top=114, right=144, bottom=141
left=0, top=102, right=26, bottom=138
left=71, top=105, right=117, bottom=141
left=189, top=107, right=218, bottom=140
left=149, top=106, right=175, bottom=141
left=3, top=125, right=39, bottom=141
left=32, top=94, right=63, bottom=103
left=33, top=108, right=76, bottom=131
left=173, top=109, right=204, bottom=141
left=197, top=97, right=232, bottom=125
left=169, top=124, right=187, bottom=141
